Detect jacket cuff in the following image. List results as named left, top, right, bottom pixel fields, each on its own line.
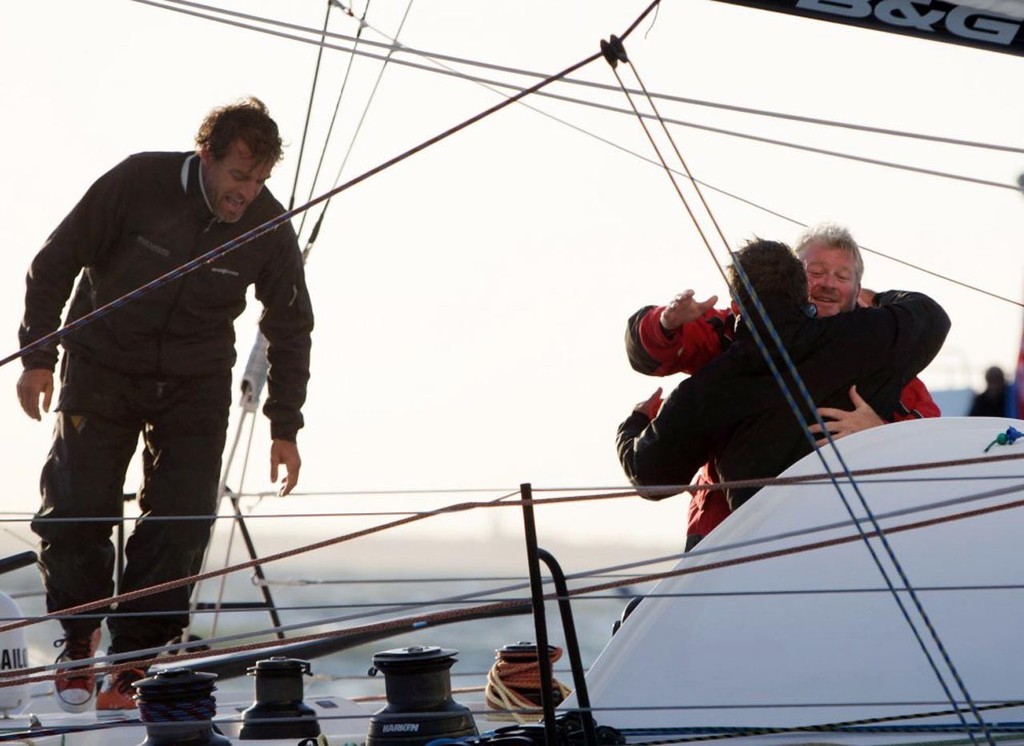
left=21, top=351, right=57, bottom=372
left=270, top=424, right=299, bottom=442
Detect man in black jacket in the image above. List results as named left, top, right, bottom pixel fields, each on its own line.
left=16, top=97, right=314, bottom=712
left=617, top=238, right=949, bottom=511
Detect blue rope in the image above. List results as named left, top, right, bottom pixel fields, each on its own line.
left=138, top=694, right=217, bottom=723
left=611, top=53, right=992, bottom=744
left=726, top=258, right=991, bottom=745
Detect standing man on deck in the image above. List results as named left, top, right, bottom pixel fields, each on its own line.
left=16, top=97, right=314, bottom=712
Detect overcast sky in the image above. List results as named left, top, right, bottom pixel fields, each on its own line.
left=1, top=0, right=1022, bottom=553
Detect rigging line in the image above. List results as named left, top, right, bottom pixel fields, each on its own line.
left=10, top=490, right=1024, bottom=693
left=0, top=0, right=627, bottom=369
left=614, top=49, right=735, bottom=268
left=524, top=480, right=1024, bottom=592
left=711, top=233, right=992, bottom=738
left=14, top=457, right=1024, bottom=526
left=566, top=489, right=1024, bottom=626
left=287, top=0, right=334, bottom=212
left=0, top=475, right=604, bottom=637
left=141, top=0, right=1024, bottom=156
left=139, top=0, right=1020, bottom=195
left=620, top=718, right=1024, bottom=746
left=300, top=0, right=412, bottom=244
left=731, top=244, right=992, bottom=742
left=614, top=43, right=990, bottom=742
left=15, top=458, right=1024, bottom=527
left=9, top=495, right=1024, bottom=691
left=856, top=243, right=1024, bottom=309
left=14, top=488, right=1024, bottom=699
left=18, top=489, right=1024, bottom=659
left=606, top=39, right=891, bottom=641
left=132, top=4, right=1024, bottom=309
left=295, top=0, right=377, bottom=240
left=461, top=81, right=1018, bottom=193
left=19, top=470, right=1019, bottom=528
left=633, top=49, right=998, bottom=740
left=520, top=76, right=1020, bottom=191
left=210, top=410, right=262, bottom=640
left=220, top=447, right=1024, bottom=496
left=250, top=582, right=1024, bottom=597
left=393, top=27, right=1024, bottom=313
left=600, top=52, right=729, bottom=301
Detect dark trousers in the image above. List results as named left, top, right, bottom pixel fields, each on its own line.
left=31, top=354, right=231, bottom=655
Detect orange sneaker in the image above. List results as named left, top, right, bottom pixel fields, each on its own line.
left=96, top=667, right=147, bottom=711
left=53, top=629, right=101, bottom=713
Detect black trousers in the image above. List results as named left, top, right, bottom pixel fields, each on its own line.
left=31, top=354, right=231, bottom=655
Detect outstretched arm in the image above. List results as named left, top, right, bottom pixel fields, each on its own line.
left=625, top=291, right=732, bottom=376
left=659, top=290, right=719, bottom=332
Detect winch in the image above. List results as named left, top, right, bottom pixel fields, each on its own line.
left=367, top=645, right=477, bottom=746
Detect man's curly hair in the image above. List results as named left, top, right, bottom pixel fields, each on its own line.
left=195, top=96, right=283, bottom=165
left=727, top=238, right=807, bottom=312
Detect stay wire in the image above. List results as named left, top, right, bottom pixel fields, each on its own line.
left=132, top=1, right=1023, bottom=193
left=607, top=39, right=992, bottom=745
left=138, top=0, right=1024, bottom=157
left=0, top=0, right=670, bottom=368
left=287, top=0, right=334, bottom=213
left=132, top=1, right=1024, bottom=309
left=300, top=0, right=415, bottom=247
left=368, top=7, right=1019, bottom=312
left=295, top=0, right=374, bottom=241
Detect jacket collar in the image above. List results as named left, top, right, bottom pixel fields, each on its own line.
left=181, top=153, right=217, bottom=221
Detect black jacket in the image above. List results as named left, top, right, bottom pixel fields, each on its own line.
left=19, top=152, right=314, bottom=440
left=616, top=291, right=950, bottom=509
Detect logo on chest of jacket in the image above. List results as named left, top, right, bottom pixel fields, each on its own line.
left=135, top=235, right=171, bottom=257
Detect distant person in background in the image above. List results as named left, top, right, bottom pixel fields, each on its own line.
left=16, top=97, right=314, bottom=712
left=624, top=223, right=940, bottom=549
left=969, top=366, right=1009, bottom=417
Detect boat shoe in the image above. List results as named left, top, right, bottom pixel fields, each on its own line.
left=96, top=667, right=148, bottom=711
left=53, top=629, right=102, bottom=713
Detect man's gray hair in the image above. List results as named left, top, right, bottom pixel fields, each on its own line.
left=794, top=222, right=864, bottom=284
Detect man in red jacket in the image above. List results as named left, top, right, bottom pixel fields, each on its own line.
left=624, top=223, right=938, bottom=550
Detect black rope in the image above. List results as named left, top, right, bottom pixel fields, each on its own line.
left=286, top=0, right=334, bottom=212
left=295, top=0, right=377, bottom=241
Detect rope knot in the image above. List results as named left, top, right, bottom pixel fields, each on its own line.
left=984, top=426, right=1024, bottom=453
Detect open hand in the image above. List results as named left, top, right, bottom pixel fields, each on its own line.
left=660, top=290, right=718, bottom=332
left=809, top=385, right=884, bottom=446
left=16, top=368, right=53, bottom=421
left=634, top=387, right=664, bottom=420
left=271, top=439, right=302, bottom=496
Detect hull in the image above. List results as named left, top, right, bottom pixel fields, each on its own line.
left=578, top=416, right=1024, bottom=742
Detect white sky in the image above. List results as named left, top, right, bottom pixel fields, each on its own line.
left=1, top=0, right=1023, bottom=554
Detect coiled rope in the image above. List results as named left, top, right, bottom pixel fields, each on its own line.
left=485, top=645, right=571, bottom=723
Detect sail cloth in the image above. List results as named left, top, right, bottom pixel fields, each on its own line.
left=708, top=0, right=1024, bottom=56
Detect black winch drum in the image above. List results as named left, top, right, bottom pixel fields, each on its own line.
left=366, top=645, right=478, bottom=746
